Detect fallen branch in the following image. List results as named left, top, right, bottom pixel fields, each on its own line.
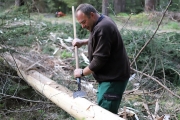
left=125, top=87, right=163, bottom=95
left=143, top=102, right=153, bottom=119
left=170, top=68, right=180, bottom=77
left=131, top=67, right=180, bottom=99
left=119, top=107, right=139, bottom=120
left=57, top=37, right=73, bottom=52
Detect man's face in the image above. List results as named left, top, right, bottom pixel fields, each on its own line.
left=76, top=10, right=95, bottom=31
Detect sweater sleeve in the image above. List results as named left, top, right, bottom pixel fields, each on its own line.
left=89, top=28, right=112, bottom=72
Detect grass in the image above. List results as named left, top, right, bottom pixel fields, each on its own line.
left=111, top=12, right=180, bottom=31
left=30, top=13, right=73, bottom=24
left=162, top=21, right=180, bottom=30
left=116, top=13, right=130, bottom=17
left=60, top=50, right=72, bottom=59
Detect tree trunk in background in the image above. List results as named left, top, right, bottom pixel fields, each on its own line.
left=15, top=0, right=24, bottom=7
left=114, top=0, right=125, bottom=14
left=77, top=0, right=84, bottom=5
left=32, top=0, right=47, bottom=13
left=102, top=0, right=108, bottom=16
left=145, top=0, right=156, bottom=12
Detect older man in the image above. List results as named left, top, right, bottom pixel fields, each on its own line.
left=72, top=3, right=130, bottom=114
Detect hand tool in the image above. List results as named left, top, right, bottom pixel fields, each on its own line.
left=72, top=6, right=86, bottom=98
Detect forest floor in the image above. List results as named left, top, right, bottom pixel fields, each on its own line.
left=1, top=12, right=180, bottom=120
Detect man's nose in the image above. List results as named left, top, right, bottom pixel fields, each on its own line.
left=81, top=24, right=86, bottom=28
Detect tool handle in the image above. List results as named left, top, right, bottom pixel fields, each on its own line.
left=72, top=6, right=79, bottom=69
left=75, top=47, right=79, bottom=69
left=77, top=78, right=81, bottom=91
left=72, top=6, right=81, bottom=90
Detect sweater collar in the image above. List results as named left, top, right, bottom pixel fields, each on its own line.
left=91, top=14, right=104, bottom=32
left=95, top=14, right=104, bottom=25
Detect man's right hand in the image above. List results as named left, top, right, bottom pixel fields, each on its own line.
left=72, top=38, right=88, bottom=48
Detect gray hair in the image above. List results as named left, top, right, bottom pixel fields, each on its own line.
left=76, top=3, right=98, bottom=17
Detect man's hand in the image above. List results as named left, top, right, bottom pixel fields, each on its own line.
left=72, top=38, right=88, bottom=48
left=74, top=68, right=83, bottom=78
left=72, top=38, right=83, bottom=48
left=74, top=66, right=93, bottom=78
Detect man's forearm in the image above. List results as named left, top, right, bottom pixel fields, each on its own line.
left=83, top=66, right=93, bottom=76
left=82, top=39, right=89, bottom=45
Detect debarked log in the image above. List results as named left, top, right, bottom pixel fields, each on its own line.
left=4, top=54, right=124, bottom=120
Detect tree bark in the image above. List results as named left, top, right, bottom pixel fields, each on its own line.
left=114, top=0, right=126, bottom=14
left=102, top=0, right=109, bottom=16
left=15, top=0, right=24, bottom=7
left=145, top=0, right=156, bottom=12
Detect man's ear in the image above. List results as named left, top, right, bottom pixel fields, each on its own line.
left=90, top=12, right=94, bottom=18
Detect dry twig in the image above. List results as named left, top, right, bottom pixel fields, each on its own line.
left=125, top=87, right=163, bottom=95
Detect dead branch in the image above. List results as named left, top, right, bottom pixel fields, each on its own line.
left=120, top=13, right=133, bottom=31
left=125, top=87, right=163, bottom=95
left=170, top=68, right=180, bottom=77
left=130, top=0, right=172, bottom=66
left=57, top=37, right=73, bottom=52
left=123, top=106, right=127, bottom=119
left=0, top=73, right=20, bottom=79
left=1, top=104, right=55, bottom=114
left=131, top=67, right=180, bottom=99
left=154, top=99, right=159, bottom=115
left=175, top=108, right=180, bottom=112
left=143, top=102, right=153, bottom=119
left=81, top=53, right=89, bottom=65
left=0, top=93, right=51, bottom=103
left=118, top=107, right=139, bottom=120
left=25, top=60, right=42, bottom=71
left=143, top=100, right=165, bottom=120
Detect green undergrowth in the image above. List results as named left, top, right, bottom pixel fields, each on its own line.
left=60, top=50, right=72, bottom=59
left=121, top=29, right=180, bottom=86
left=162, top=21, right=180, bottom=30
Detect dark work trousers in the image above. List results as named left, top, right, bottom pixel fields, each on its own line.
left=97, top=80, right=128, bottom=114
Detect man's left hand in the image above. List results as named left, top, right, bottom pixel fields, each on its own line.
left=74, top=68, right=83, bottom=78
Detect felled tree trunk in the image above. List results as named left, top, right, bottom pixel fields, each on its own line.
left=4, top=54, right=124, bottom=120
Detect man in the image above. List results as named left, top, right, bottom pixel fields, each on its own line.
left=72, top=3, right=130, bottom=114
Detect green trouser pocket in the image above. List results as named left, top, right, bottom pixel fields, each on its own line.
left=97, top=80, right=128, bottom=114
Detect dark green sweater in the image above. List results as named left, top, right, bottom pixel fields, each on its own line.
left=88, top=15, right=130, bottom=82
